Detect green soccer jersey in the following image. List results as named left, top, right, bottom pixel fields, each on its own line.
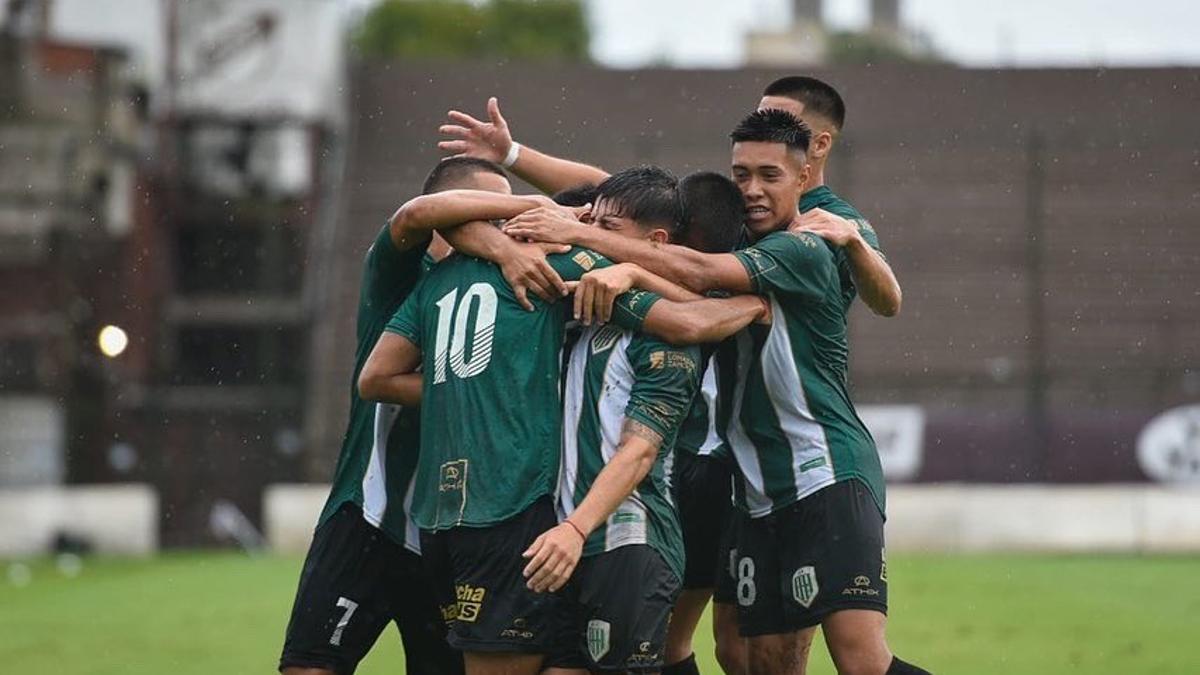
left=726, top=230, right=884, bottom=518
left=800, top=185, right=885, bottom=313
left=673, top=350, right=732, bottom=461
left=317, top=225, right=431, bottom=552
left=386, top=247, right=660, bottom=532
left=559, top=323, right=700, bottom=581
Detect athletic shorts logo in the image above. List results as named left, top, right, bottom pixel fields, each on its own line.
left=587, top=619, right=611, bottom=662
left=792, top=565, right=819, bottom=608
left=881, top=548, right=888, bottom=583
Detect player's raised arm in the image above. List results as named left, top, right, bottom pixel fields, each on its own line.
left=791, top=207, right=902, bottom=316
left=388, top=188, right=549, bottom=250
left=438, top=96, right=610, bottom=195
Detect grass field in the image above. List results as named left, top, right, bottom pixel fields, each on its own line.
left=2, top=552, right=1198, bottom=674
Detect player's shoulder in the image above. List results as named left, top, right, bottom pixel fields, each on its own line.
left=551, top=246, right=610, bottom=271
left=754, top=229, right=836, bottom=262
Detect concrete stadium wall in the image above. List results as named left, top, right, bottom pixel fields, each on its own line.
left=0, top=484, right=158, bottom=556
left=265, top=484, right=1200, bottom=554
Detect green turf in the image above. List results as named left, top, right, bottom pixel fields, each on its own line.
left=2, top=552, right=1197, bottom=674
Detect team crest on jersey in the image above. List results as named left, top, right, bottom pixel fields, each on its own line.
left=792, top=565, right=819, bottom=608
left=590, top=325, right=623, bottom=354
left=587, top=619, right=611, bottom=661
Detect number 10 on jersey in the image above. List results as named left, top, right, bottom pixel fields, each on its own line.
left=432, top=283, right=497, bottom=384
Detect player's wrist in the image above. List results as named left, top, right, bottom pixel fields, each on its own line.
left=501, top=140, right=521, bottom=168
left=562, top=518, right=587, bottom=541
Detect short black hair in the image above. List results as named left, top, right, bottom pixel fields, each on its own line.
left=762, top=75, right=846, bottom=131
left=422, top=156, right=506, bottom=194
left=551, top=183, right=598, bottom=207
left=594, top=166, right=681, bottom=234
left=679, top=171, right=744, bottom=253
left=730, top=109, right=812, bottom=156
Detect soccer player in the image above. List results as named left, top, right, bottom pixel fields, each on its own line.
left=757, top=76, right=901, bottom=318
left=278, top=156, right=574, bottom=675
left=537, top=167, right=702, bottom=675
left=357, top=183, right=768, bottom=675
left=504, top=110, right=930, bottom=675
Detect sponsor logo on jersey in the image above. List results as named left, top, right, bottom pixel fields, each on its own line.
left=587, top=619, right=611, bottom=662
left=573, top=250, right=599, bottom=271
left=792, top=565, right=819, bottom=608
left=454, top=583, right=486, bottom=622
left=439, top=460, right=467, bottom=492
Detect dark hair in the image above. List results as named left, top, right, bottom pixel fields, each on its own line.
left=422, top=156, right=506, bottom=194
left=730, top=109, right=811, bottom=155
left=551, top=183, right=598, bottom=207
left=762, top=75, right=846, bottom=131
left=594, top=166, right=681, bottom=234
left=679, top=172, right=744, bottom=253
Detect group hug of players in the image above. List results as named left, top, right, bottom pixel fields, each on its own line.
left=278, top=77, right=931, bottom=675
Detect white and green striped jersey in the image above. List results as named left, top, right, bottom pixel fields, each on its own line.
left=674, top=350, right=733, bottom=460
left=559, top=324, right=701, bottom=580
left=725, top=230, right=884, bottom=518
left=319, top=227, right=430, bottom=553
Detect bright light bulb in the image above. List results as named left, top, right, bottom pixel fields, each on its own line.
left=98, top=325, right=129, bottom=358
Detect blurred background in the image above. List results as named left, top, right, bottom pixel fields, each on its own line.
left=0, top=1, right=1197, bottom=673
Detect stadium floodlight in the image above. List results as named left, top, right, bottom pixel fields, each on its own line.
left=98, top=325, right=129, bottom=358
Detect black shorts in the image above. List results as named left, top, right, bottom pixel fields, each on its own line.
left=672, top=452, right=734, bottom=589
left=279, top=502, right=462, bottom=675
left=419, top=496, right=562, bottom=654
left=732, top=479, right=887, bottom=637
left=546, top=545, right=682, bottom=673
left=712, top=509, right=741, bottom=606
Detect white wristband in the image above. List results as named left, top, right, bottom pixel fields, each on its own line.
left=501, top=141, right=521, bottom=168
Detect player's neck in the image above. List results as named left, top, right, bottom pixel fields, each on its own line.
left=803, top=160, right=827, bottom=194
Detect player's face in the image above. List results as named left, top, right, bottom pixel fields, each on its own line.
left=731, top=141, right=808, bottom=238
left=591, top=197, right=669, bottom=244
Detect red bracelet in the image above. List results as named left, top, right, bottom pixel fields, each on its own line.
left=563, top=519, right=586, bottom=541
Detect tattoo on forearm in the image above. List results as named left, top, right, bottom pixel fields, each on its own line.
left=620, top=419, right=663, bottom=448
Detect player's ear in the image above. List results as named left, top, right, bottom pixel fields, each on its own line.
left=811, top=130, right=834, bottom=160
left=648, top=228, right=669, bottom=245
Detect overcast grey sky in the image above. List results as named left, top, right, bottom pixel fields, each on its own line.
left=587, top=0, right=1200, bottom=68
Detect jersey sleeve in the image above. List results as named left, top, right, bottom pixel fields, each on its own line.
left=546, top=246, right=613, bottom=282
left=548, top=247, right=662, bottom=331
left=363, top=223, right=432, bottom=313
left=731, top=231, right=838, bottom=305
left=624, top=340, right=702, bottom=444
left=854, top=218, right=884, bottom=257
left=611, top=289, right=661, bottom=333
left=383, top=281, right=425, bottom=347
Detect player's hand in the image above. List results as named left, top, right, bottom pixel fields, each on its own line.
left=573, top=263, right=641, bottom=325
left=498, top=241, right=572, bottom=311
left=438, top=96, right=514, bottom=164
left=790, top=207, right=862, bottom=247
left=522, top=522, right=585, bottom=593
left=753, top=295, right=773, bottom=325
left=503, top=205, right=589, bottom=245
